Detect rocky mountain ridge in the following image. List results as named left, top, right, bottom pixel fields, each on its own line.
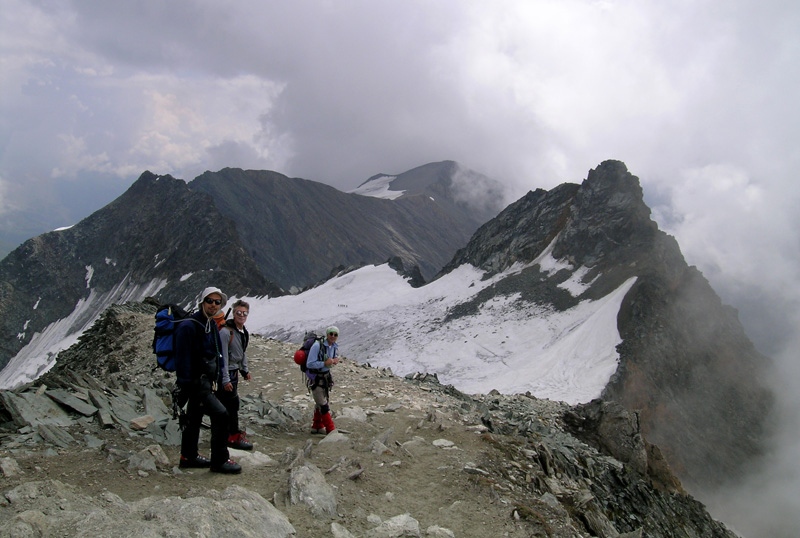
left=190, top=161, right=504, bottom=291
left=0, top=172, right=281, bottom=378
left=440, top=160, right=773, bottom=491
left=0, top=302, right=739, bottom=538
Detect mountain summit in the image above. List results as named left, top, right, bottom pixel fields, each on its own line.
left=190, top=161, right=506, bottom=290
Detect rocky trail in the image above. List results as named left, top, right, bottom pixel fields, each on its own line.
left=0, top=303, right=737, bottom=537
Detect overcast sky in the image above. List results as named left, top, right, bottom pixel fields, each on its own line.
left=2, top=0, right=799, bottom=351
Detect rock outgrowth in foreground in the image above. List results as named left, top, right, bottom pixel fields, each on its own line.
left=0, top=303, right=738, bottom=537
left=441, top=160, right=773, bottom=490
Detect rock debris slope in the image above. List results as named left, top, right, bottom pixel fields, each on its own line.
left=0, top=303, right=737, bottom=537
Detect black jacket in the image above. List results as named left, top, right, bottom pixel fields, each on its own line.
left=174, top=310, right=223, bottom=385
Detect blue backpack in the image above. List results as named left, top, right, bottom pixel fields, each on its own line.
left=152, top=304, right=198, bottom=372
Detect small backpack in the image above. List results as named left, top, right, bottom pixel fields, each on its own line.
left=293, top=332, right=323, bottom=373
left=213, top=313, right=235, bottom=345
left=153, top=304, right=195, bottom=372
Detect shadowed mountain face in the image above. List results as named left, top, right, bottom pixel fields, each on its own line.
left=0, top=172, right=281, bottom=373
left=0, top=162, right=505, bottom=373
left=442, top=160, right=773, bottom=489
left=189, top=161, right=504, bottom=290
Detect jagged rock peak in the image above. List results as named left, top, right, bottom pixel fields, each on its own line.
left=555, top=160, right=661, bottom=273
left=441, top=160, right=664, bottom=278
left=581, top=159, right=645, bottom=206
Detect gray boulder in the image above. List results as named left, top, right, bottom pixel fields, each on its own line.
left=288, top=463, right=338, bottom=517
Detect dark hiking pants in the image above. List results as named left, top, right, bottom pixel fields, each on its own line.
left=181, top=378, right=230, bottom=467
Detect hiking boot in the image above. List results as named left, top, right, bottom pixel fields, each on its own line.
left=227, top=432, right=253, bottom=451
left=179, top=455, right=212, bottom=468
left=210, top=459, right=242, bottom=474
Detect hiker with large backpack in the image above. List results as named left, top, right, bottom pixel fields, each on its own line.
left=305, top=326, right=342, bottom=435
left=215, top=299, right=253, bottom=451
left=173, top=287, right=241, bottom=474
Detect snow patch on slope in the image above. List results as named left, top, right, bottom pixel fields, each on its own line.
left=249, top=262, right=635, bottom=405
left=349, top=175, right=405, bottom=200
left=0, top=277, right=168, bottom=389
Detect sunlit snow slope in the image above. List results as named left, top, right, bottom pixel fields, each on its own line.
left=246, top=261, right=635, bottom=405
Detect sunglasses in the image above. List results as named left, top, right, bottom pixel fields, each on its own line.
left=203, top=298, right=222, bottom=305
left=235, top=311, right=248, bottom=317
left=328, top=332, right=338, bottom=337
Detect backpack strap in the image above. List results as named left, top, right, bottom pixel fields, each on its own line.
left=316, top=337, right=326, bottom=361
left=225, top=319, right=247, bottom=348
left=222, top=325, right=234, bottom=345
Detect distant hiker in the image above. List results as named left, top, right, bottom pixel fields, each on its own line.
left=306, top=326, right=341, bottom=434
left=174, top=287, right=241, bottom=474
left=216, top=299, right=253, bottom=451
